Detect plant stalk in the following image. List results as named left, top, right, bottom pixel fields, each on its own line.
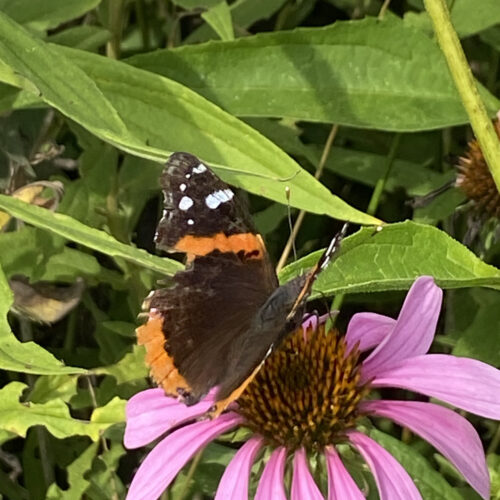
left=424, top=0, right=500, bottom=193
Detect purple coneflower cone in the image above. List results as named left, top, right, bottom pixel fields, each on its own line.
left=124, top=276, right=500, bottom=500
left=456, top=114, right=500, bottom=218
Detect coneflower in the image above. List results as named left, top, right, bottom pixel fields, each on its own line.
left=124, top=277, right=500, bottom=499
left=456, top=118, right=500, bottom=218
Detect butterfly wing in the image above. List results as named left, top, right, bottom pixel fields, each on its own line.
left=138, top=153, right=278, bottom=404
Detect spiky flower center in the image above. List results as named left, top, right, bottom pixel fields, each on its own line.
left=237, top=324, right=368, bottom=451
left=456, top=120, right=500, bottom=218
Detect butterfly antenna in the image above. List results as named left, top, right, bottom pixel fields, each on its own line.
left=318, top=222, right=349, bottom=271
left=285, top=186, right=298, bottom=262
left=406, top=178, right=455, bottom=209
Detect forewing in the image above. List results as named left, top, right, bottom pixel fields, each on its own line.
left=156, top=152, right=257, bottom=252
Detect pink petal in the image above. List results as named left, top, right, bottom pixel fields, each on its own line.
left=345, top=312, right=395, bottom=353
left=291, top=448, right=323, bottom=500
left=215, top=436, right=263, bottom=500
left=370, top=354, right=500, bottom=419
left=302, top=314, right=319, bottom=335
left=255, top=447, right=287, bottom=500
left=126, top=412, right=242, bottom=500
left=302, top=313, right=331, bottom=341
left=362, top=276, right=442, bottom=380
left=124, top=388, right=217, bottom=449
left=324, top=446, right=364, bottom=500
left=348, top=431, right=422, bottom=500
left=362, top=400, right=489, bottom=499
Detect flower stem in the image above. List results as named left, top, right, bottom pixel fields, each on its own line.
left=178, top=450, right=204, bottom=500
left=487, top=421, right=500, bottom=454
left=366, top=133, right=401, bottom=216
left=275, top=124, right=339, bottom=273
left=106, top=0, right=125, bottom=59
left=423, top=0, right=500, bottom=193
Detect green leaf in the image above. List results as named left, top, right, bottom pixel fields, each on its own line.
left=488, top=454, right=500, bottom=500
left=0, top=12, right=129, bottom=142
left=481, top=26, right=500, bottom=52
left=29, top=375, right=79, bottom=404
left=0, top=0, right=101, bottom=31
left=186, top=0, right=288, bottom=43
left=86, top=442, right=126, bottom=500
left=280, top=221, right=500, bottom=295
left=0, top=13, right=377, bottom=225
left=93, top=345, right=148, bottom=385
left=405, top=0, right=500, bottom=38
left=129, top=17, right=499, bottom=132
left=0, top=82, right=42, bottom=112
left=48, top=25, right=111, bottom=51
left=38, top=247, right=102, bottom=282
left=0, top=468, right=28, bottom=500
left=451, top=288, right=500, bottom=366
left=449, top=0, right=500, bottom=37
left=313, top=145, right=452, bottom=196
left=201, top=1, right=234, bottom=41
left=171, top=0, right=222, bottom=7
left=90, top=397, right=126, bottom=426
left=0, top=195, right=182, bottom=276
left=46, top=443, right=98, bottom=500
left=0, top=429, right=16, bottom=445
left=248, top=117, right=454, bottom=197
left=57, top=46, right=373, bottom=223
left=0, top=262, right=85, bottom=375
left=369, top=429, right=462, bottom=500
left=0, top=382, right=117, bottom=441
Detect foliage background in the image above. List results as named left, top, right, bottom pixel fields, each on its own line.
left=0, top=0, right=499, bottom=498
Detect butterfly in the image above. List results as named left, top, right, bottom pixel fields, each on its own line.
left=137, top=152, right=347, bottom=416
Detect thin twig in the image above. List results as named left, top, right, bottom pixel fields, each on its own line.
left=378, top=0, right=392, bottom=19
left=276, top=124, right=339, bottom=273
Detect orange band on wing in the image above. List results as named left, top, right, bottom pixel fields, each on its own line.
left=174, top=232, right=265, bottom=260
left=136, top=313, right=191, bottom=396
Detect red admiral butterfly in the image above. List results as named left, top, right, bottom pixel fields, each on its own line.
left=137, top=152, right=347, bottom=416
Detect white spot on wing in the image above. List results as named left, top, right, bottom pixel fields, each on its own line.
left=192, top=163, right=207, bottom=174
left=179, top=183, right=187, bottom=192
left=205, top=189, right=234, bottom=209
left=185, top=173, right=191, bottom=179
left=179, top=196, right=194, bottom=211
left=187, top=219, right=194, bottom=225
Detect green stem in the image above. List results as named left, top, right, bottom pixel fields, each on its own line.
left=135, top=0, right=150, bottom=51
left=328, top=134, right=400, bottom=328
left=178, top=450, right=204, bottom=500
left=488, top=421, right=500, bottom=454
left=106, top=0, right=125, bottom=59
left=366, top=134, right=401, bottom=216
left=424, top=0, right=500, bottom=193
